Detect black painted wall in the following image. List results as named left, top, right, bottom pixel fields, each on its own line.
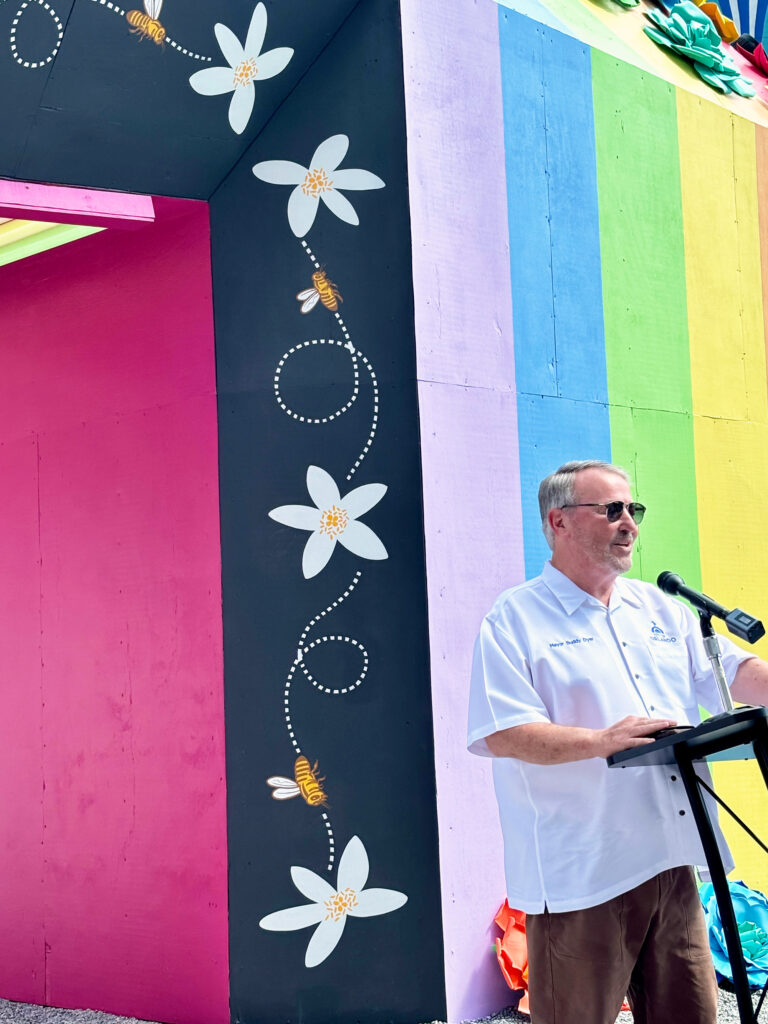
left=209, top=0, right=446, bottom=1021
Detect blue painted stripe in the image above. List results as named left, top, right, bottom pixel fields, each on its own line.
left=498, top=11, right=611, bottom=577
left=517, top=396, right=612, bottom=574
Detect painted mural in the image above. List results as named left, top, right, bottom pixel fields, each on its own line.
left=4, top=0, right=214, bottom=67
left=500, top=5, right=768, bottom=896
left=208, top=0, right=445, bottom=1019
left=5, top=0, right=768, bottom=1018
left=0, top=0, right=446, bottom=1020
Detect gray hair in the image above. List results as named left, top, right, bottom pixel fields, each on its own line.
left=538, top=460, right=631, bottom=550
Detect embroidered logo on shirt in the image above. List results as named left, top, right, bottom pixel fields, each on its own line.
left=650, top=621, right=677, bottom=643
left=548, top=636, right=595, bottom=648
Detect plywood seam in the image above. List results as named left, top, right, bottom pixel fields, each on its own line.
left=416, top=377, right=515, bottom=393
left=208, top=0, right=367, bottom=200
left=35, top=431, right=48, bottom=1004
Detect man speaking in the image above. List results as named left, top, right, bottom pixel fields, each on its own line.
left=468, top=460, right=768, bottom=1024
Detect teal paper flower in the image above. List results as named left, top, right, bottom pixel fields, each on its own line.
left=700, top=879, right=768, bottom=988
left=644, top=1, right=756, bottom=96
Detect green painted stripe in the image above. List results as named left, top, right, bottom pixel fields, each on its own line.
left=592, top=52, right=701, bottom=589
left=0, top=224, right=103, bottom=268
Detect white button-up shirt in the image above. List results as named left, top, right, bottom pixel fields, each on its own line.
left=468, top=562, right=752, bottom=913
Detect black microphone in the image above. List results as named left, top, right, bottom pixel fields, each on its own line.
left=657, top=571, right=765, bottom=644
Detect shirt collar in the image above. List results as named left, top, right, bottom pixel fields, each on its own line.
left=541, top=561, right=644, bottom=614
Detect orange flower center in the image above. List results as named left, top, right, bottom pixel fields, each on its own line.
left=233, top=57, right=258, bottom=87
left=319, top=505, right=348, bottom=539
left=301, top=168, right=333, bottom=197
left=324, top=887, right=358, bottom=922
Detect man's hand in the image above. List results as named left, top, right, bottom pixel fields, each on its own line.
left=592, top=715, right=678, bottom=759
left=485, top=715, right=677, bottom=764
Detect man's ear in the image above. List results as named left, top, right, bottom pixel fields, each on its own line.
left=548, top=506, right=567, bottom=538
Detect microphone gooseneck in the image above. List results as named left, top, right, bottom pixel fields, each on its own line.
left=656, top=571, right=765, bottom=644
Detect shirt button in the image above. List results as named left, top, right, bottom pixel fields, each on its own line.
left=623, top=642, right=628, bottom=647
left=650, top=705, right=655, bottom=711
left=635, top=674, right=640, bottom=679
left=679, top=810, right=686, bottom=816
left=671, top=775, right=677, bottom=781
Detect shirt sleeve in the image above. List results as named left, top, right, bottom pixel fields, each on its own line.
left=467, top=615, right=552, bottom=757
left=679, top=602, right=755, bottom=713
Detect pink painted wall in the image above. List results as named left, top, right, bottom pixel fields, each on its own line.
left=401, top=1, right=526, bottom=1020
left=0, top=197, right=229, bottom=1024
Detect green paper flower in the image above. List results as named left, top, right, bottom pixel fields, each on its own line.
left=643, top=1, right=756, bottom=95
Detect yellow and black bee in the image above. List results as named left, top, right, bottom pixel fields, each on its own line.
left=126, top=0, right=166, bottom=46
left=267, top=755, right=329, bottom=807
left=296, top=270, right=343, bottom=314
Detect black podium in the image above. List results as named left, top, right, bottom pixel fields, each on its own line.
left=608, top=706, right=768, bottom=1024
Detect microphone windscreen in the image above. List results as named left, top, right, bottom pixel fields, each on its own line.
left=657, top=571, right=684, bottom=595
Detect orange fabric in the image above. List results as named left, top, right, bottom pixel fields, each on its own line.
left=691, top=0, right=739, bottom=41
left=493, top=900, right=629, bottom=1016
left=494, top=901, right=530, bottom=1014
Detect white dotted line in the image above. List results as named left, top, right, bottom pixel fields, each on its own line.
left=10, top=0, right=63, bottom=68
left=91, top=0, right=125, bottom=14
left=321, top=812, right=335, bottom=872
left=301, top=239, right=321, bottom=270
left=299, top=636, right=369, bottom=695
left=283, top=663, right=301, bottom=756
left=166, top=35, right=211, bottom=60
left=283, top=572, right=364, bottom=752
left=299, top=571, right=362, bottom=647
left=281, top=573, right=365, bottom=871
left=84, top=0, right=212, bottom=59
left=347, top=351, right=378, bottom=481
left=274, top=338, right=359, bottom=422
left=297, top=240, right=379, bottom=481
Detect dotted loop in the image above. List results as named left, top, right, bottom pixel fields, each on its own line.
left=8, top=0, right=214, bottom=68
left=10, top=0, right=63, bottom=68
left=274, top=339, right=360, bottom=423
left=282, top=572, right=363, bottom=871
left=282, top=241, right=379, bottom=480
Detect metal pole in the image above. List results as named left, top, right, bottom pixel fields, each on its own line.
left=700, top=612, right=735, bottom=713
left=677, top=751, right=755, bottom=1023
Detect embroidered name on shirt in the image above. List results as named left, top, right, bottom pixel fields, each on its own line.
left=549, top=636, right=595, bottom=648
left=650, top=621, right=678, bottom=643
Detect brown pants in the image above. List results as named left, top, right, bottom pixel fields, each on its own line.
left=526, top=867, right=718, bottom=1024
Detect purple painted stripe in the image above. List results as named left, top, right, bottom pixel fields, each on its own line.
left=401, top=0, right=524, bottom=1019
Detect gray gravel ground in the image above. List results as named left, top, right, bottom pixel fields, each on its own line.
left=0, top=989, right=761, bottom=1023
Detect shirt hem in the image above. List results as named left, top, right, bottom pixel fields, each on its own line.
left=507, top=858, right=700, bottom=914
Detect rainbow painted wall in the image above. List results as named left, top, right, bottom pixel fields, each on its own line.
left=404, top=2, right=768, bottom=1016
left=499, top=8, right=768, bottom=894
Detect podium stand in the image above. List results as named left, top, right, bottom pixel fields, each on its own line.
left=608, top=705, right=768, bottom=1024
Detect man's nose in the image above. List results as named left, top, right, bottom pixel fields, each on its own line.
left=617, top=506, right=638, bottom=530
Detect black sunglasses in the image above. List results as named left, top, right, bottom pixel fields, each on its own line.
left=560, top=501, right=646, bottom=524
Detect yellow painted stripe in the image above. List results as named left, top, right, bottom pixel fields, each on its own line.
left=678, top=94, right=766, bottom=427
left=679, top=94, right=768, bottom=630
left=0, top=219, right=60, bottom=245
left=679, top=93, right=768, bottom=894
left=711, top=759, right=768, bottom=894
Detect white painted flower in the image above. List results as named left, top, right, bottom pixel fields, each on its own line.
left=259, top=835, right=407, bottom=968
left=253, top=134, right=385, bottom=237
left=189, top=3, right=293, bottom=135
left=269, top=466, right=387, bottom=579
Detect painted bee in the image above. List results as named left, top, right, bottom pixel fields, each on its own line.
left=126, top=0, right=166, bottom=46
left=267, top=755, right=329, bottom=807
left=296, top=270, right=343, bottom=314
